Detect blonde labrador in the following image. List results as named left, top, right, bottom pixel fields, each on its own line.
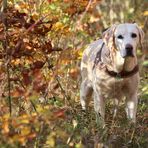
left=80, top=23, right=144, bottom=124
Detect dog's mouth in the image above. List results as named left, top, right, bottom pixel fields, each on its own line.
left=122, top=54, right=134, bottom=58
left=120, top=49, right=134, bottom=58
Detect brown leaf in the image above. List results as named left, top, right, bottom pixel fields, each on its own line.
left=32, top=61, right=45, bottom=69
left=42, top=41, right=52, bottom=54
left=0, top=34, right=5, bottom=41
left=22, top=70, right=32, bottom=86
left=32, top=69, right=42, bottom=78
left=69, top=68, right=80, bottom=80
left=53, top=109, right=66, bottom=119
left=11, top=87, right=25, bottom=97
left=15, top=39, right=23, bottom=52
left=33, top=82, right=47, bottom=93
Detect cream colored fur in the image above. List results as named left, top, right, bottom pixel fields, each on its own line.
left=80, top=23, right=144, bottom=124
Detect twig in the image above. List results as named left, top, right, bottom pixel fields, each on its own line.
left=55, top=77, right=66, bottom=98
left=26, top=14, right=50, bottom=33
left=30, top=100, right=38, bottom=113
left=48, top=60, right=73, bottom=107
left=130, top=127, right=136, bottom=142
left=6, top=61, right=12, bottom=115
left=74, top=0, right=93, bottom=30
left=1, top=0, right=12, bottom=115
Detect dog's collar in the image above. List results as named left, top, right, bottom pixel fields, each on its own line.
left=106, top=65, right=139, bottom=78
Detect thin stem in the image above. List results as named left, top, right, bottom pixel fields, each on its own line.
left=30, top=100, right=38, bottom=113
left=74, top=0, right=93, bottom=30
left=1, top=0, right=12, bottom=115
left=7, top=62, right=12, bottom=115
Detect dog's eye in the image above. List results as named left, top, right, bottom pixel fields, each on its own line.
left=131, top=33, right=137, bottom=38
left=117, top=35, right=124, bottom=39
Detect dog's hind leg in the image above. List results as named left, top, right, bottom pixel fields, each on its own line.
left=80, top=79, right=93, bottom=110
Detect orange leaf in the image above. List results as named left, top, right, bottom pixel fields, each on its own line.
left=2, top=121, right=9, bottom=134
left=11, top=87, right=25, bottom=97
left=69, top=68, right=80, bottom=80
left=27, top=133, right=37, bottom=140
left=54, top=109, right=66, bottom=119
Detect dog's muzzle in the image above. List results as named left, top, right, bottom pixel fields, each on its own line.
left=121, top=44, right=134, bottom=58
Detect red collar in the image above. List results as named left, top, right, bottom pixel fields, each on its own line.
left=106, top=65, right=139, bottom=78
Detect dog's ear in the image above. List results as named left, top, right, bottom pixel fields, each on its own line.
left=134, top=23, right=145, bottom=48
left=102, top=24, right=117, bottom=50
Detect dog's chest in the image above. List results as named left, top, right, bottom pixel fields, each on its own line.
left=95, top=75, right=126, bottom=99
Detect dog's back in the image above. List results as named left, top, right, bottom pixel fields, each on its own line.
left=81, top=39, right=104, bottom=81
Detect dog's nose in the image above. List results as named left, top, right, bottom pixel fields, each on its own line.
left=125, top=44, right=133, bottom=52
left=125, top=44, right=133, bottom=57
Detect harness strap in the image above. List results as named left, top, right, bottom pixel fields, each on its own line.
left=93, top=42, right=105, bottom=69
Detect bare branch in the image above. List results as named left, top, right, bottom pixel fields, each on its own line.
left=74, top=0, right=93, bottom=30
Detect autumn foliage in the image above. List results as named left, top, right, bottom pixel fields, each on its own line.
left=0, top=0, right=148, bottom=147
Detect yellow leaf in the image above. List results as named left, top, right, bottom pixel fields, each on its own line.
left=36, top=104, right=44, bottom=113
left=53, top=22, right=64, bottom=31
left=3, top=113, right=10, bottom=120
left=21, top=119, right=30, bottom=124
left=75, top=142, right=83, bottom=148
left=12, top=135, right=27, bottom=145
left=18, top=114, right=29, bottom=121
left=46, top=137, right=55, bottom=147
left=46, top=132, right=56, bottom=147
left=143, top=11, right=148, bottom=16
left=32, top=12, right=39, bottom=21
left=21, top=127, right=31, bottom=136
left=142, top=85, right=148, bottom=92
left=75, top=50, right=84, bottom=60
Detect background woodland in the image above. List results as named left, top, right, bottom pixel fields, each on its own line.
left=0, top=0, right=148, bottom=147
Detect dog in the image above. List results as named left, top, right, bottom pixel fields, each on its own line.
left=80, top=23, right=144, bottom=124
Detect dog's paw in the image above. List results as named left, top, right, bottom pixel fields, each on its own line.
left=81, top=105, right=87, bottom=111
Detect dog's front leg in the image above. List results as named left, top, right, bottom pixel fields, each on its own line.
left=80, top=79, right=93, bottom=110
left=125, top=93, right=138, bottom=123
left=94, top=90, right=105, bottom=125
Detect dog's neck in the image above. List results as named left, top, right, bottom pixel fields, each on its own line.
left=123, top=57, right=138, bottom=72
left=106, top=51, right=138, bottom=73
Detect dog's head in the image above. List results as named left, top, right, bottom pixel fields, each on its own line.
left=103, top=23, right=144, bottom=58
left=102, top=23, right=144, bottom=71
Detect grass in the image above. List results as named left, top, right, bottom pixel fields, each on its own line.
left=0, top=67, right=147, bottom=148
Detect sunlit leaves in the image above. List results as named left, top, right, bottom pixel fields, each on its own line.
left=46, top=133, right=56, bottom=147
left=0, top=0, right=147, bottom=147
left=143, top=11, right=148, bottom=16
left=1, top=120, right=9, bottom=134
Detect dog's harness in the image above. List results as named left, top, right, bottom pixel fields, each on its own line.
left=93, top=42, right=139, bottom=78
left=93, top=42, right=105, bottom=69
